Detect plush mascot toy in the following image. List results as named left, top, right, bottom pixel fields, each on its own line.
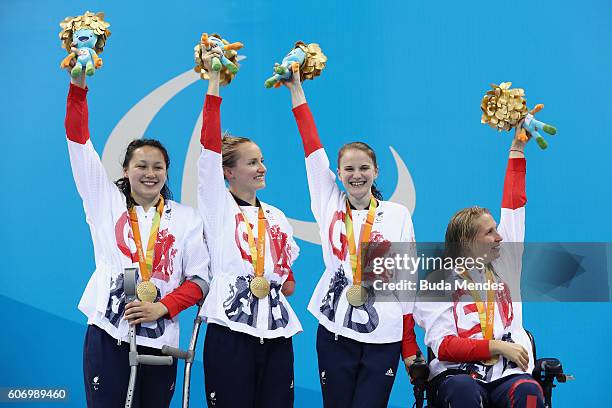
left=194, top=33, right=243, bottom=86
left=264, top=41, right=327, bottom=88
left=59, top=11, right=111, bottom=77
left=481, top=82, right=557, bottom=149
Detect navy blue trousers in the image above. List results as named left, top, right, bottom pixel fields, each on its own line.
left=83, top=324, right=177, bottom=408
left=433, top=373, right=545, bottom=408
left=316, top=324, right=401, bottom=408
left=203, top=323, right=294, bottom=408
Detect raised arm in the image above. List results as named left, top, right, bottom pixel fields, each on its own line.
left=200, top=61, right=222, bottom=153
left=65, top=74, right=121, bottom=226
left=498, top=125, right=529, bottom=243
left=494, top=124, right=531, bottom=300
left=285, top=73, right=341, bottom=225
left=197, top=47, right=229, bottom=239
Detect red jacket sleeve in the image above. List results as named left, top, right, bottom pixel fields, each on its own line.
left=159, top=280, right=203, bottom=319
left=292, top=103, right=323, bottom=157
left=437, top=335, right=492, bottom=362
left=501, top=158, right=527, bottom=210
left=401, top=314, right=420, bottom=359
left=200, top=94, right=222, bottom=153
left=286, top=270, right=295, bottom=283
left=65, top=84, right=90, bottom=144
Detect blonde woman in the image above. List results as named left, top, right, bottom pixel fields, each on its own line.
left=197, top=48, right=300, bottom=408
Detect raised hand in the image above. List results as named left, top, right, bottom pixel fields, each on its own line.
left=282, top=67, right=306, bottom=108
left=510, top=119, right=532, bottom=158
left=202, top=46, right=222, bottom=97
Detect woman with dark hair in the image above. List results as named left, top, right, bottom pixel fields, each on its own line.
left=196, top=48, right=301, bottom=407
left=414, top=127, right=545, bottom=407
left=283, top=74, right=419, bottom=407
left=65, top=72, right=210, bottom=407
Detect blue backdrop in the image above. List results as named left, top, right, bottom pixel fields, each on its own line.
left=1, top=0, right=611, bottom=406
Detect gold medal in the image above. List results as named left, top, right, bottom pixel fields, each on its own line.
left=250, top=276, right=270, bottom=299
left=465, top=267, right=499, bottom=366
left=137, top=280, right=158, bottom=303
left=128, top=196, right=164, bottom=305
left=239, top=204, right=270, bottom=300
left=344, top=198, right=376, bottom=309
left=346, top=284, right=367, bottom=307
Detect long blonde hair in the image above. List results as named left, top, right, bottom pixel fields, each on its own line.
left=444, top=206, right=491, bottom=259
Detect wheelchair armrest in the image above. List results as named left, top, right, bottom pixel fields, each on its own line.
left=532, top=358, right=574, bottom=384
left=409, top=358, right=430, bottom=385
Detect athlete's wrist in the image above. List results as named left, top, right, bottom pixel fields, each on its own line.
left=155, top=301, right=169, bottom=319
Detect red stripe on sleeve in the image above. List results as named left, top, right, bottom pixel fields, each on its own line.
left=292, top=103, right=323, bottom=157
left=437, top=335, right=491, bottom=362
left=401, top=314, right=420, bottom=359
left=159, top=280, right=203, bottom=319
left=286, top=270, right=295, bottom=283
left=65, top=84, right=90, bottom=144
left=200, top=94, right=222, bottom=153
left=501, top=158, right=527, bottom=210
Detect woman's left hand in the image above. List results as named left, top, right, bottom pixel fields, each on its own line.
left=124, top=300, right=168, bottom=325
left=509, top=119, right=532, bottom=157
left=282, top=68, right=306, bottom=108
left=403, top=355, right=417, bottom=374
left=281, top=280, right=295, bottom=296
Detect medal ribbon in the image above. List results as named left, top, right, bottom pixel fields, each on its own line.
left=128, top=196, right=164, bottom=282
left=463, top=267, right=495, bottom=340
left=345, top=197, right=377, bottom=285
left=240, top=206, right=266, bottom=278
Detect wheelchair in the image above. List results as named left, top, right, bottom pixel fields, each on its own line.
left=409, top=331, right=573, bottom=408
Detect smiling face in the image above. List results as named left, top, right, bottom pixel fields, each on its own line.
left=469, top=213, right=503, bottom=262
left=123, top=146, right=168, bottom=207
left=223, top=142, right=267, bottom=193
left=337, top=148, right=379, bottom=202
left=73, top=28, right=97, bottom=48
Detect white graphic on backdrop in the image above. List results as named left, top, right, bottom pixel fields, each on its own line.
left=102, top=68, right=416, bottom=244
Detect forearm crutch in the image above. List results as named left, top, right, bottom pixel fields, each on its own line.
left=162, top=278, right=209, bottom=408
left=123, top=267, right=174, bottom=408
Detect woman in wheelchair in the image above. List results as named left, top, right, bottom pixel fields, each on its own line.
left=414, top=125, right=546, bottom=407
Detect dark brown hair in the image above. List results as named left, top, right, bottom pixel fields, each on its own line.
left=114, top=139, right=172, bottom=208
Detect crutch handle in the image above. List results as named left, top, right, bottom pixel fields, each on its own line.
left=162, top=345, right=192, bottom=361
left=132, top=353, right=174, bottom=366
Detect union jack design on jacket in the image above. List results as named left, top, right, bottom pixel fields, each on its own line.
left=198, top=94, right=302, bottom=339
left=65, top=84, right=210, bottom=349
left=415, top=158, right=533, bottom=382
left=292, top=103, right=419, bottom=355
